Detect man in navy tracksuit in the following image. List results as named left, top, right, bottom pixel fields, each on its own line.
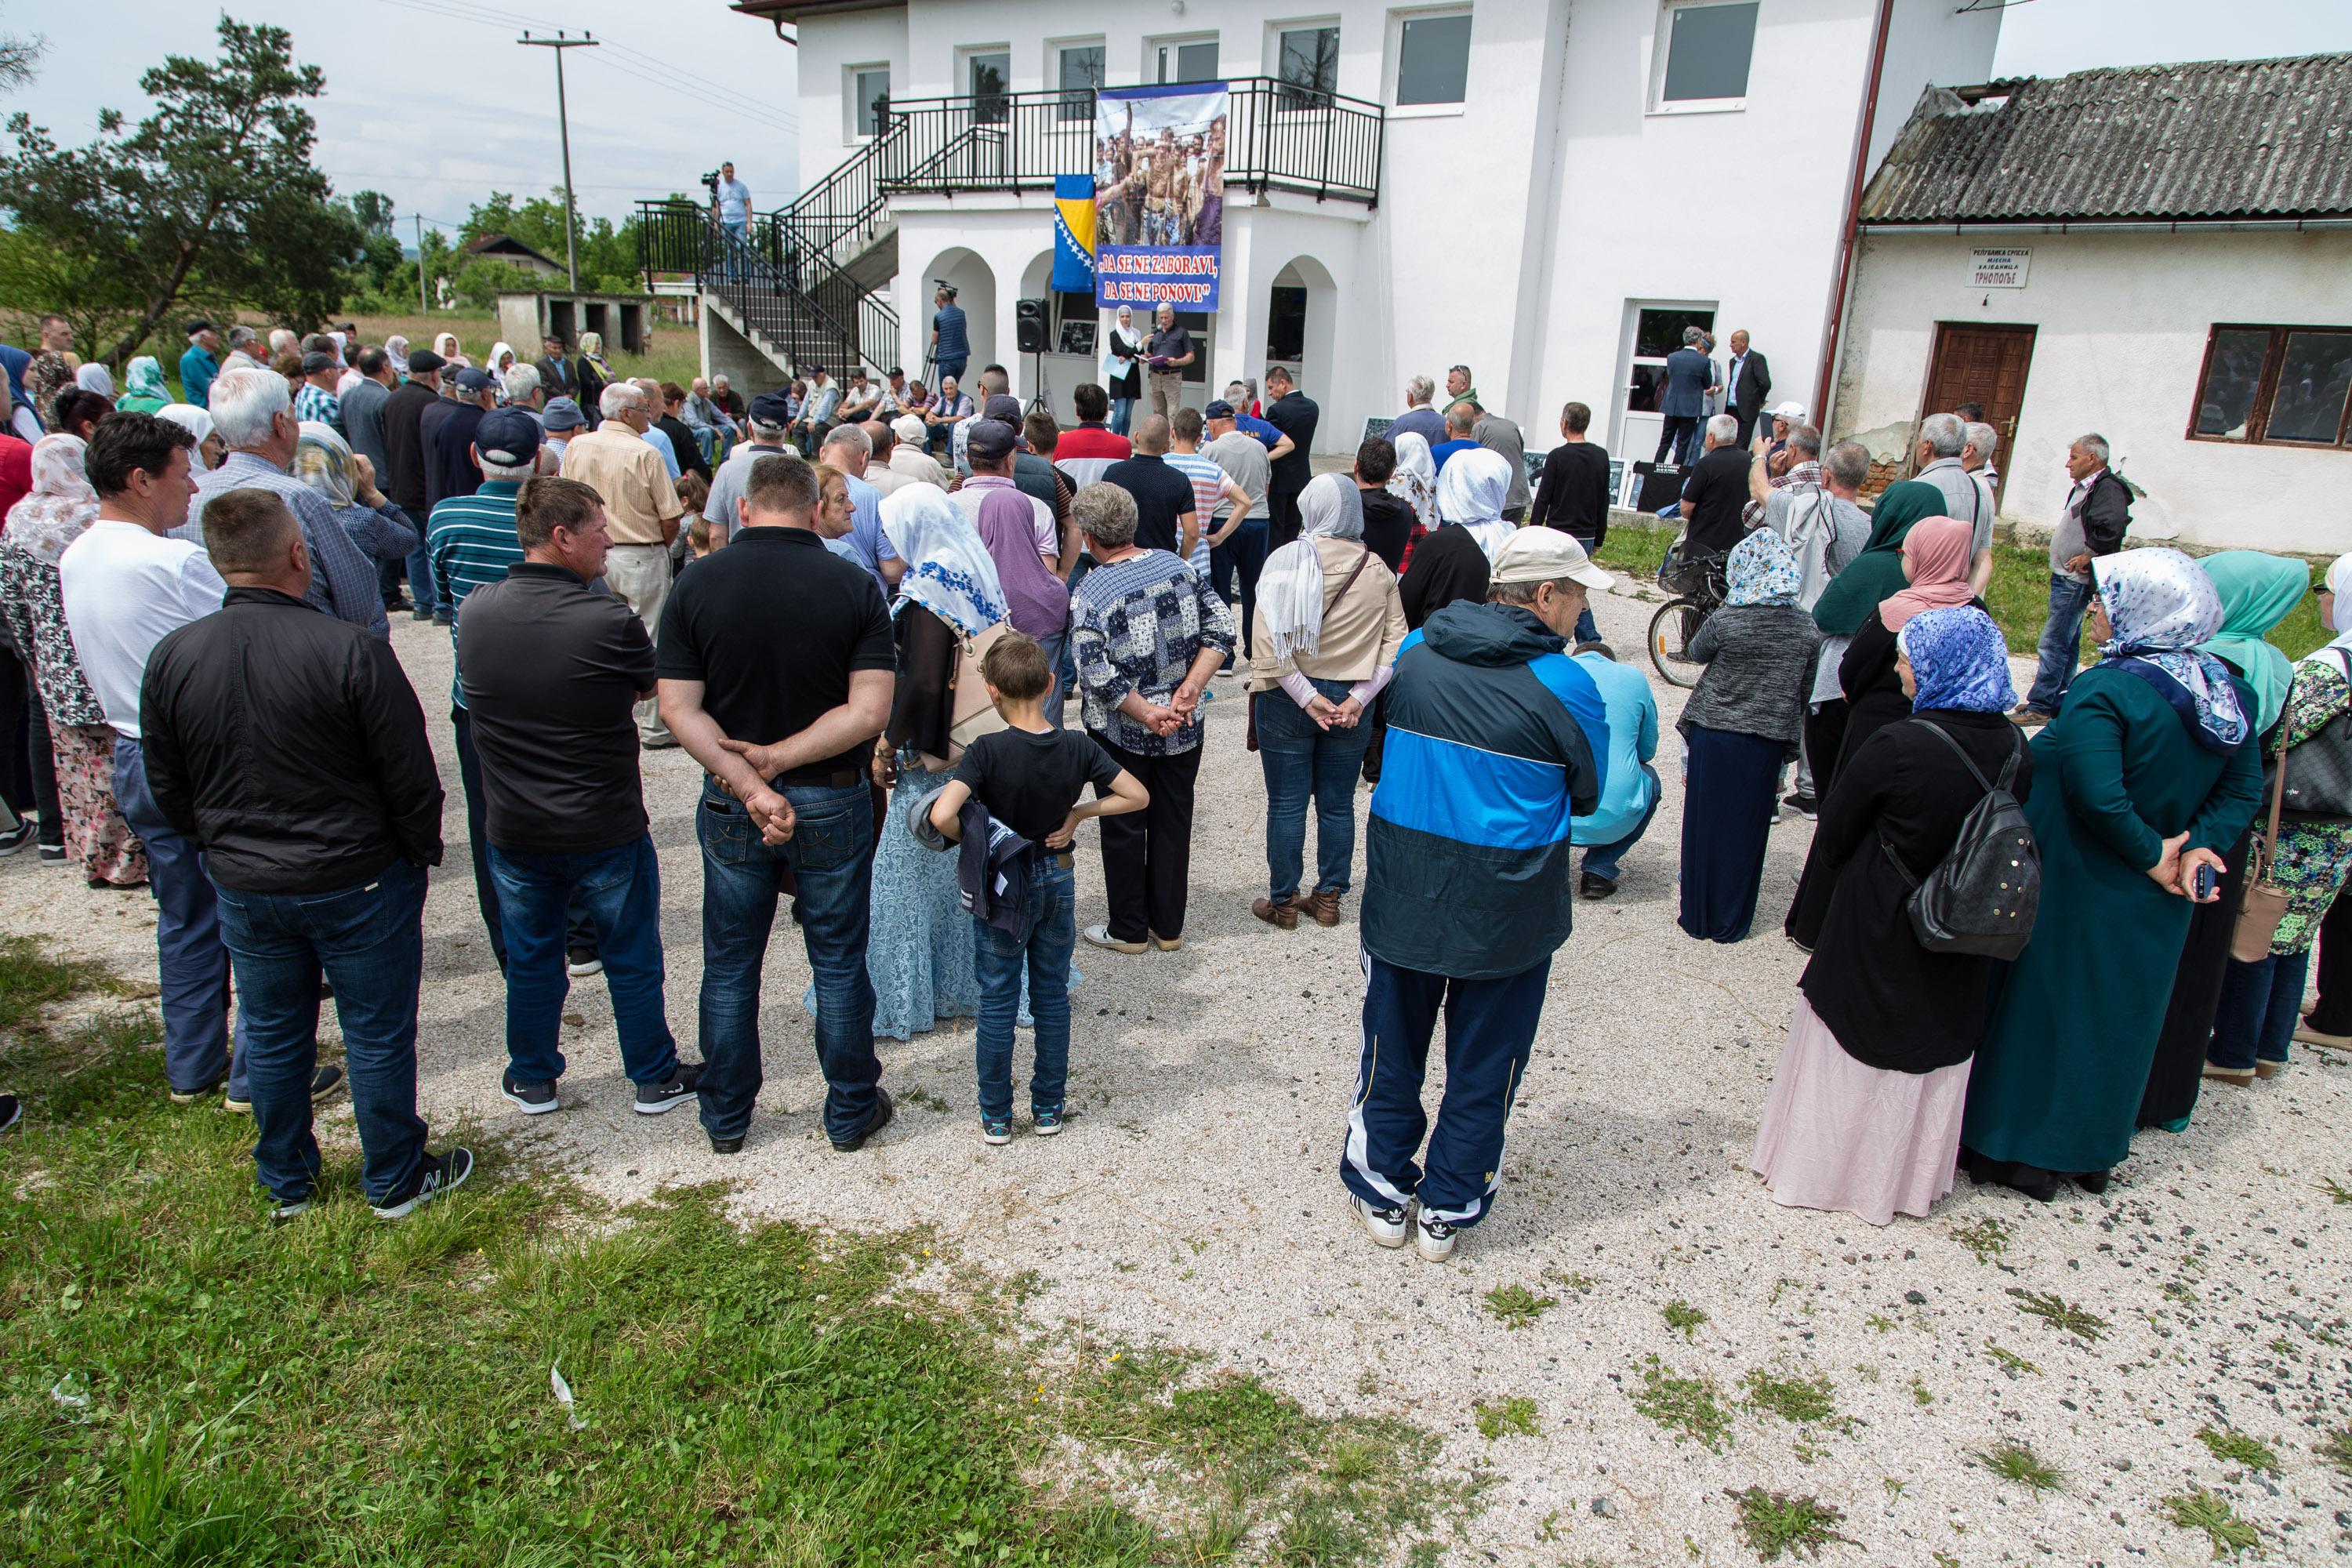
left=1346, top=528, right=1612, bottom=1260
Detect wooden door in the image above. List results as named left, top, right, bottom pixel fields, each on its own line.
left=1920, top=323, right=2036, bottom=510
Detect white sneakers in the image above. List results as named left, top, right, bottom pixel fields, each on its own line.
left=1351, top=1195, right=1458, bottom=1261
left=1353, top=1195, right=1409, bottom=1248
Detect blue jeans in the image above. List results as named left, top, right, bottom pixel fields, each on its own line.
left=1341, top=954, right=1549, bottom=1228
left=2025, top=572, right=2096, bottom=713
left=451, top=706, right=597, bottom=972
left=112, top=736, right=248, bottom=1098
left=2209, top=949, right=2310, bottom=1071
left=1258, top=677, right=1373, bottom=900
left=1036, top=629, right=1069, bottom=731
left=489, top=834, right=679, bottom=1086
left=1210, top=518, right=1269, bottom=666
left=211, top=859, right=428, bottom=1205
left=1109, top=397, right=1135, bottom=437
left=695, top=779, right=879, bottom=1142
left=935, top=356, right=967, bottom=388
left=1579, top=765, right=1662, bottom=883
left=974, top=859, right=1076, bottom=1121
left=406, top=539, right=438, bottom=616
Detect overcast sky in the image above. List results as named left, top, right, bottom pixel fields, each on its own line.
left=4, top=0, right=2347, bottom=238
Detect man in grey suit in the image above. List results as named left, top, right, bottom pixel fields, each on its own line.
left=1654, top=327, right=1713, bottom=466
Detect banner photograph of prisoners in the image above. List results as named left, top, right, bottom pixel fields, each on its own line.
left=1093, top=82, right=1226, bottom=310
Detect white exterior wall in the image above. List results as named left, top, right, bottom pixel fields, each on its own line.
left=1833, top=228, right=2352, bottom=557
left=794, top=9, right=910, bottom=195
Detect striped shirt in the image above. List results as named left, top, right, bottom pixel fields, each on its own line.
left=1165, top=450, right=1225, bottom=578
left=428, top=481, right=527, bottom=710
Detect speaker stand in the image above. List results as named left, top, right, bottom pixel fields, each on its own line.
left=1025, top=350, right=1052, bottom=417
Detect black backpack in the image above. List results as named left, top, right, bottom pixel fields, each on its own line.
left=1881, top=720, right=2039, bottom=959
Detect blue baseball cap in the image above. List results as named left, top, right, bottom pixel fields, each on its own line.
left=454, top=366, right=497, bottom=393
left=474, top=407, right=543, bottom=466
left=539, top=396, right=585, bottom=432
left=748, top=390, right=794, bottom=429
left=1203, top=399, right=1236, bottom=419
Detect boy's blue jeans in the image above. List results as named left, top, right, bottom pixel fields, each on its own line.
left=974, top=858, right=1076, bottom=1122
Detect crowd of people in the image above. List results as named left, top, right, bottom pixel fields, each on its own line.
left=0, top=309, right=2342, bottom=1265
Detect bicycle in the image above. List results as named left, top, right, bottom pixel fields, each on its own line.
left=1647, top=542, right=1727, bottom=690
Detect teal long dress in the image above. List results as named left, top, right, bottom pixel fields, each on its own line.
left=1962, top=664, right=2263, bottom=1176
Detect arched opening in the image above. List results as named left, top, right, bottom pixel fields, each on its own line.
left=916, top=246, right=996, bottom=400
left=1014, top=248, right=1097, bottom=419
left=1266, top=255, right=1338, bottom=413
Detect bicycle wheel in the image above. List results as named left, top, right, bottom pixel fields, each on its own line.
left=1648, top=598, right=1710, bottom=689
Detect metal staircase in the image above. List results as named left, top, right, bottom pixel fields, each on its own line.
left=636, top=199, right=900, bottom=379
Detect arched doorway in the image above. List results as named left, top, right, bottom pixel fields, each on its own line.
left=1266, top=255, right=1338, bottom=412
left=916, top=246, right=996, bottom=399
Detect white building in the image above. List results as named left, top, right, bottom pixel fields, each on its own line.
left=1830, top=54, right=2352, bottom=557
left=691, top=0, right=1999, bottom=462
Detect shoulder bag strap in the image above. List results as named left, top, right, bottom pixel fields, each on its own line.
left=1904, top=717, right=1994, bottom=794
left=1324, top=543, right=1376, bottom=619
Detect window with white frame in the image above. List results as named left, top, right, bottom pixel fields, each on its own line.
left=1655, top=0, right=1758, bottom=109
left=1152, top=38, right=1221, bottom=85
left=966, top=49, right=1011, bottom=124
left=851, top=65, right=890, bottom=139
left=1056, top=42, right=1105, bottom=122
left=1277, top=24, right=1341, bottom=109
left=1395, top=11, right=1472, bottom=107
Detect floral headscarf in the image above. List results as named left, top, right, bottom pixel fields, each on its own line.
left=1897, top=604, right=2015, bottom=713
left=293, top=420, right=360, bottom=510
left=878, top=483, right=1006, bottom=637
left=123, top=356, right=170, bottom=405
left=3, top=434, right=100, bottom=567
left=2092, top=547, right=2248, bottom=755
left=1724, top=525, right=1802, bottom=608
left=1388, top=430, right=1438, bottom=531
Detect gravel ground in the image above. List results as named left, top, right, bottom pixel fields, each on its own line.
left=8, top=578, right=2349, bottom=1566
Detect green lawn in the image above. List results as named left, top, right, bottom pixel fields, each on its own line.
left=0, top=938, right=1450, bottom=1566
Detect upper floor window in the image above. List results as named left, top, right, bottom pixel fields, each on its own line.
left=968, top=49, right=1011, bottom=125
left=1396, top=13, right=1472, bottom=107
left=1156, top=39, right=1220, bottom=85
left=852, top=66, right=890, bottom=139
left=1057, top=44, right=1104, bottom=122
left=2191, top=325, right=2352, bottom=448
left=1657, top=1, right=1758, bottom=109
left=1278, top=25, right=1340, bottom=109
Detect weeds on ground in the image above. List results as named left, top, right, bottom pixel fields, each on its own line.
left=2007, top=1287, right=2109, bottom=1341
left=2315, top=1175, right=2352, bottom=1205
left=1628, top=1356, right=1733, bottom=1451
left=1724, top=1487, right=1854, bottom=1562
left=1474, top=1397, right=1539, bottom=1441
left=1483, top=1283, right=1558, bottom=1330
left=2162, top=1489, right=2261, bottom=1557
left=1662, top=1299, right=1708, bottom=1340
left=1985, top=1342, right=2041, bottom=1376
left=2318, top=1427, right=2352, bottom=1474
left=2196, top=1425, right=2281, bottom=1474
left=1977, top=1443, right=2063, bottom=1492
left=1951, top=1215, right=2012, bottom=1264
left=1740, top=1369, right=1843, bottom=1431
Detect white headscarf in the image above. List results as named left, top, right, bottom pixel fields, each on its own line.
left=1436, top=447, right=1515, bottom=563
left=74, top=362, right=115, bottom=399
left=486, top=341, right=517, bottom=377
left=1256, top=473, right=1368, bottom=664
left=157, top=405, right=216, bottom=469
left=1388, top=430, right=1437, bottom=531
left=878, top=483, right=1007, bottom=637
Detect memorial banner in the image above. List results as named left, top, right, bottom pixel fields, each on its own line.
left=1094, top=82, right=1227, bottom=310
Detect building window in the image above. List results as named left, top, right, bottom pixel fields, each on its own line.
left=1156, top=39, right=1220, bottom=84
left=1658, top=1, right=1758, bottom=106
left=1396, top=13, right=1472, bottom=107
left=1057, top=44, right=1104, bottom=122
left=1624, top=306, right=1715, bottom=413
left=2190, top=324, right=2352, bottom=447
left=968, top=50, right=1011, bottom=125
left=852, top=67, right=890, bottom=139
left=1278, top=25, right=1340, bottom=109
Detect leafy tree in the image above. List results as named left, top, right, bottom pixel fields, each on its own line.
left=0, top=28, right=42, bottom=94
left=350, top=189, right=397, bottom=237
left=449, top=257, right=537, bottom=312
left=0, top=16, right=365, bottom=368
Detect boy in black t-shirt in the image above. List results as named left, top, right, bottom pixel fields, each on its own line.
left=928, top=634, right=1148, bottom=1144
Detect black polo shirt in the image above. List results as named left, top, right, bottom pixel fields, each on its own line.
left=1145, top=323, right=1192, bottom=367
left=655, top=526, right=895, bottom=784
left=1679, top=444, right=1754, bottom=557
left=1101, top=452, right=1195, bottom=556
left=457, top=561, right=657, bottom=855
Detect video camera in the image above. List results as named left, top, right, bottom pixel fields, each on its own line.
left=700, top=169, right=723, bottom=200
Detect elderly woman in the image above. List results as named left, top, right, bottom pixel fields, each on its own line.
left=1962, top=550, right=2263, bottom=1200
left=158, top=405, right=225, bottom=471
left=1756, top=606, right=2027, bottom=1224
left=0, top=436, right=143, bottom=886
left=292, top=421, right=419, bottom=570
left=1679, top=528, right=1822, bottom=943
left=1105, top=306, right=1145, bottom=437
left=432, top=332, right=469, bottom=368
left=1434, top=447, right=1515, bottom=564
left=574, top=332, right=612, bottom=425
left=2203, top=554, right=2352, bottom=1088
left=1249, top=472, right=1406, bottom=931
left=1387, top=429, right=1439, bottom=572
left=117, top=357, right=171, bottom=416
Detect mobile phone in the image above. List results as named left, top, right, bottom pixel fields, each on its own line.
left=2193, top=863, right=2219, bottom=902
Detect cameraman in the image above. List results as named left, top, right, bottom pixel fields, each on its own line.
left=710, top=162, right=751, bottom=244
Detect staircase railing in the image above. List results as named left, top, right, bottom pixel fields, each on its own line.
left=779, top=119, right=904, bottom=275
left=637, top=201, right=900, bottom=378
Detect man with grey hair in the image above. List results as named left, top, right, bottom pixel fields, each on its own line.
left=1912, top=410, right=1992, bottom=590
left=1962, top=421, right=2002, bottom=537
left=561, top=380, right=685, bottom=744
left=2018, top=433, right=2132, bottom=723
left=503, top=363, right=544, bottom=416
left=1390, top=374, right=1444, bottom=448
left=1066, top=481, right=1234, bottom=956
left=1677, top=412, right=1751, bottom=557
left=183, top=367, right=399, bottom=637
left=1657, top=326, right=1714, bottom=464
left=223, top=325, right=265, bottom=375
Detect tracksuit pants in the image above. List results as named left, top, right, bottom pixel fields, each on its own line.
left=1341, top=953, right=1548, bottom=1228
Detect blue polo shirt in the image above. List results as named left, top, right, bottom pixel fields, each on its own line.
left=1567, top=651, right=1660, bottom=848
left=428, top=480, right=527, bottom=710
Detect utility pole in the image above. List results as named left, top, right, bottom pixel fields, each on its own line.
left=416, top=214, right=427, bottom=313
left=519, top=29, right=599, bottom=292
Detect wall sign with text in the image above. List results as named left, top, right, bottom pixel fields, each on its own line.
left=1969, top=249, right=2031, bottom=289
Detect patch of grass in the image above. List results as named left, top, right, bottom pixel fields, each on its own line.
left=1985, top=1342, right=2042, bottom=1377
left=1977, top=1442, right=2063, bottom=1492
left=1724, top=1487, right=1854, bottom=1562
left=2196, top=1425, right=2280, bottom=1474
left=1591, top=523, right=1674, bottom=583
left=1741, top=1368, right=1842, bottom=1430
left=0, top=933, right=118, bottom=1034
left=1628, top=1356, right=1733, bottom=1451
left=1483, top=1283, right=1558, bottom=1330
left=1951, top=1214, right=2013, bottom=1264
left=2162, top=1489, right=2261, bottom=1558
left=2007, top=1287, right=2109, bottom=1342
left=2315, top=1175, right=2352, bottom=1205
left=2319, top=1427, right=2352, bottom=1474
left=1474, top=1396, right=1539, bottom=1442
left=1661, top=1299, right=1708, bottom=1341
left=1908, top=1376, right=1933, bottom=1407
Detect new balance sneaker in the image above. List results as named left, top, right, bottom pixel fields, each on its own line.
left=370, top=1148, right=474, bottom=1219
left=1032, top=1106, right=1064, bottom=1138
left=979, top=1115, right=1013, bottom=1146
left=565, top=949, right=604, bottom=978
left=1352, top=1195, right=1409, bottom=1250
left=633, top=1064, right=703, bottom=1115
left=1414, top=1213, right=1459, bottom=1262
left=502, top=1070, right=560, bottom=1115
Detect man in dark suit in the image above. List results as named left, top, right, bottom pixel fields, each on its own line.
left=1654, top=327, right=1712, bottom=466
left=1724, top=329, right=1772, bottom=449
left=1262, top=365, right=1319, bottom=551
left=535, top=334, right=578, bottom=402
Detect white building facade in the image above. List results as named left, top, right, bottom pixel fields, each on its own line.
left=713, top=0, right=1998, bottom=462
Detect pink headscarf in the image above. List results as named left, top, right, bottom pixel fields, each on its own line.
left=975, top=485, right=1067, bottom=640
left=1877, top=516, right=1976, bottom=632
left=5, top=434, right=99, bottom=567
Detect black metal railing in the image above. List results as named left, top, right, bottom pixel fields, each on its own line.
left=636, top=201, right=900, bottom=378
left=874, top=78, right=1383, bottom=206
left=779, top=122, right=900, bottom=275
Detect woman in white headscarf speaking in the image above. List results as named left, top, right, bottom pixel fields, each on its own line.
left=1435, top=447, right=1516, bottom=564
left=1247, top=472, right=1406, bottom=931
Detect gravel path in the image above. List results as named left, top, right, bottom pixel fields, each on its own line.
left=9, top=579, right=2348, bottom=1565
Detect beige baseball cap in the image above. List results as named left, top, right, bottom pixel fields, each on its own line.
left=1491, top=528, right=1613, bottom=591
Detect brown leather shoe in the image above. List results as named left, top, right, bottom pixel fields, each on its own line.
left=1305, top=889, right=1342, bottom=927
left=1251, top=895, right=1300, bottom=931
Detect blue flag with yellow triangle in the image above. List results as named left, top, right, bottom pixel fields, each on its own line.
left=1052, top=175, right=1095, bottom=292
